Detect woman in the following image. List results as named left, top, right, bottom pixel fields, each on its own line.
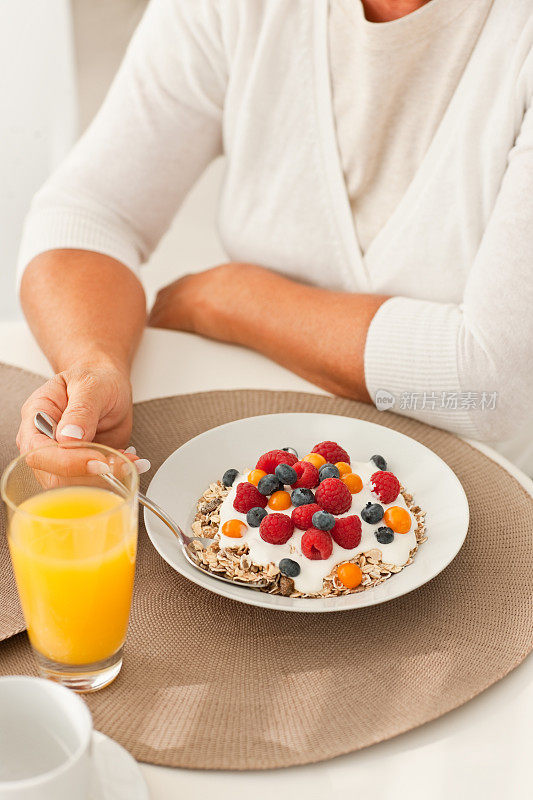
left=16, top=0, right=533, bottom=471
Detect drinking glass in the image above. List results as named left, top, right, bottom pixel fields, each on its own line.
left=1, top=443, right=138, bottom=692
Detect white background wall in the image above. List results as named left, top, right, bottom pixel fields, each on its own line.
left=0, top=0, right=77, bottom=320
left=1, top=0, right=226, bottom=321
left=72, top=0, right=227, bottom=307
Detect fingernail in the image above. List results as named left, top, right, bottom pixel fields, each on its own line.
left=134, top=458, right=151, bottom=475
left=124, top=446, right=136, bottom=455
left=87, top=460, right=111, bottom=475
left=60, top=424, right=84, bottom=440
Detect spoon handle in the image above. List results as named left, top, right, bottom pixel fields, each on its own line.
left=136, top=486, right=194, bottom=547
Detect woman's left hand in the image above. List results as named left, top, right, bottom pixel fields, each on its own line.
left=148, top=263, right=242, bottom=340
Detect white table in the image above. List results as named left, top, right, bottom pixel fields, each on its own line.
left=1, top=321, right=532, bottom=800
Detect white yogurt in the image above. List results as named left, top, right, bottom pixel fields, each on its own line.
left=217, top=460, right=417, bottom=594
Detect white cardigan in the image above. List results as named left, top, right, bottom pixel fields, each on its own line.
left=18, top=0, right=533, bottom=469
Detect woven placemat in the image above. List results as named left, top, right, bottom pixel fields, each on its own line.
left=0, top=365, right=44, bottom=640
left=1, top=362, right=532, bottom=771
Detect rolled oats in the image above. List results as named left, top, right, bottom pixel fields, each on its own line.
left=189, top=482, right=427, bottom=598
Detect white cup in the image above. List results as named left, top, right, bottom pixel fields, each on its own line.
left=0, top=676, right=92, bottom=800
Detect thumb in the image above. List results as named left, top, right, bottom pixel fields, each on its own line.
left=56, top=376, right=104, bottom=443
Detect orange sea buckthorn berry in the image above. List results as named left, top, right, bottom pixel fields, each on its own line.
left=303, top=453, right=327, bottom=469
left=337, top=562, right=363, bottom=589
left=383, top=506, right=411, bottom=534
left=341, top=473, right=363, bottom=494
left=248, top=469, right=267, bottom=486
left=268, top=490, right=292, bottom=511
left=221, top=519, right=247, bottom=539
left=335, top=461, right=352, bottom=477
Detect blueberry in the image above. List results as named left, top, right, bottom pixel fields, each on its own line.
left=222, top=468, right=239, bottom=487
left=291, top=488, right=315, bottom=507
left=361, top=502, right=384, bottom=524
left=318, top=463, right=340, bottom=482
left=257, top=474, right=283, bottom=495
left=375, top=526, right=394, bottom=545
left=371, top=454, right=387, bottom=471
left=311, top=510, right=335, bottom=531
left=247, top=506, right=268, bottom=527
left=279, top=558, right=301, bottom=578
left=275, top=463, right=298, bottom=485
left=282, top=447, right=299, bottom=458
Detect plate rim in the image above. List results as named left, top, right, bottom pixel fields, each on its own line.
left=144, top=412, right=469, bottom=613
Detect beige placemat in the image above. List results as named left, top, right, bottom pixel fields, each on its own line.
left=0, top=364, right=44, bottom=640
left=1, top=363, right=532, bottom=770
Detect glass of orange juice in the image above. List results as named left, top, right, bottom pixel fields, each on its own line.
left=1, top=443, right=138, bottom=693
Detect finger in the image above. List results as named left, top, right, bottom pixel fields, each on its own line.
left=25, top=442, right=146, bottom=485
left=33, top=469, right=116, bottom=492
left=119, top=450, right=152, bottom=475
left=56, top=373, right=106, bottom=443
left=26, top=444, right=112, bottom=478
left=19, top=430, right=61, bottom=459
left=18, top=411, right=58, bottom=455
left=15, top=436, right=63, bottom=491
left=32, top=467, right=81, bottom=492
left=132, top=457, right=151, bottom=474
left=17, top=379, right=67, bottom=454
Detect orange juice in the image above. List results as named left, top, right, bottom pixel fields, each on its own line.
left=8, top=486, right=137, bottom=665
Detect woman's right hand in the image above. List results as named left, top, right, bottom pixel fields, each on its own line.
left=16, top=354, right=134, bottom=458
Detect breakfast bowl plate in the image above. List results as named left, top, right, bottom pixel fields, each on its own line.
left=144, top=413, right=469, bottom=612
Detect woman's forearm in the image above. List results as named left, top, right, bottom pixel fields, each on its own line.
left=17, top=251, right=146, bottom=454
left=149, top=263, right=388, bottom=402
left=216, top=266, right=388, bottom=402
left=20, top=250, right=147, bottom=374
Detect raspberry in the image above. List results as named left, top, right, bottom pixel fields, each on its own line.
left=301, top=529, right=333, bottom=560
left=312, top=441, right=350, bottom=465
left=370, top=471, right=400, bottom=504
left=233, top=482, right=267, bottom=513
left=291, top=461, right=319, bottom=489
left=291, top=502, right=321, bottom=530
left=331, top=515, right=362, bottom=549
left=256, top=449, right=297, bottom=473
left=259, top=513, right=294, bottom=545
left=315, top=478, right=352, bottom=515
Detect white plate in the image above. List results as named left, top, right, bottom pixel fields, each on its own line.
left=90, top=731, right=148, bottom=800
left=144, top=413, right=469, bottom=612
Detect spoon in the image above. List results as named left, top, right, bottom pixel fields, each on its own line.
left=34, top=411, right=269, bottom=590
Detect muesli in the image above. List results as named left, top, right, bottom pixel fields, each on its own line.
left=188, top=441, right=427, bottom=598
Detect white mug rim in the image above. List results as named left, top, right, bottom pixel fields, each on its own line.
left=0, top=676, right=92, bottom=790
